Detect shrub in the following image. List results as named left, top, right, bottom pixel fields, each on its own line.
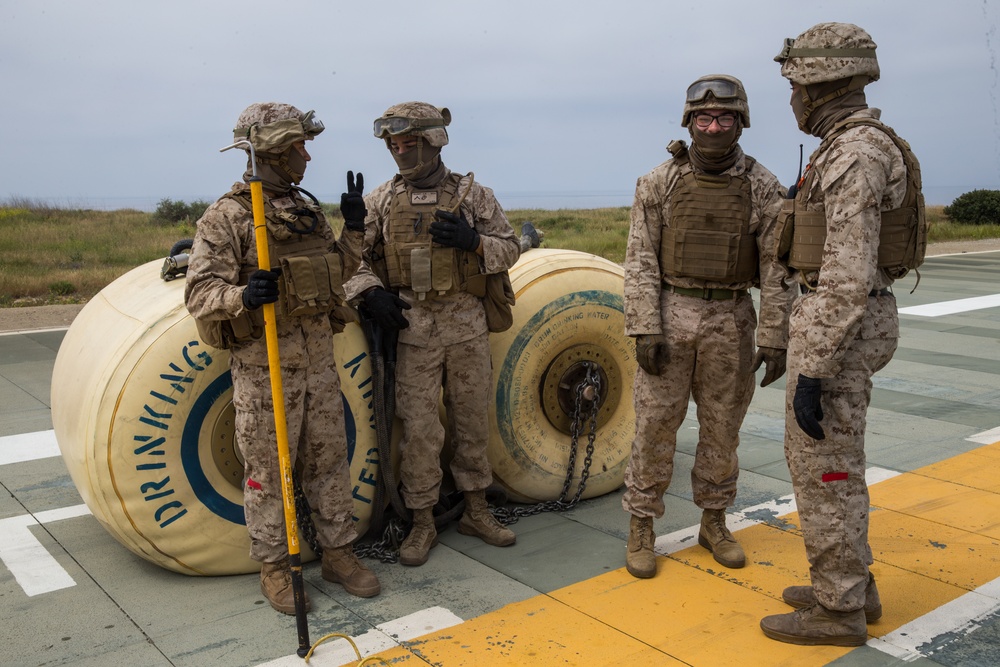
left=188, top=200, right=210, bottom=221
left=152, top=198, right=192, bottom=224
left=48, top=280, right=75, bottom=296
left=944, top=189, right=1000, bottom=226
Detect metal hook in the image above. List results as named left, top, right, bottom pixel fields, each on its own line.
left=220, top=140, right=258, bottom=179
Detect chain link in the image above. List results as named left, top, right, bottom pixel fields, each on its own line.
left=296, top=365, right=603, bottom=558
left=492, top=363, right=602, bottom=526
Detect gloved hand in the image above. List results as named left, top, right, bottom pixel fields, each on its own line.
left=430, top=209, right=480, bottom=252
left=340, top=170, right=366, bottom=232
left=792, top=374, right=825, bottom=440
left=363, top=288, right=411, bottom=331
left=635, top=334, right=669, bottom=376
left=751, top=346, right=788, bottom=387
left=242, top=269, right=280, bottom=311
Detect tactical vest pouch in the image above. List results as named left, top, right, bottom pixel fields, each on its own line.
left=410, top=247, right=433, bottom=295
left=788, top=210, right=827, bottom=272
left=195, top=310, right=263, bottom=350
left=278, top=252, right=344, bottom=317
left=775, top=198, right=795, bottom=261
left=662, top=228, right=755, bottom=282
left=878, top=207, right=921, bottom=268
left=431, top=247, right=454, bottom=293
left=483, top=271, right=516, bottom=333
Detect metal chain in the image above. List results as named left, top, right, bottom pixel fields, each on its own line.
left=296, top=475, right=407, bottom=563
left=296, top=365, right=602, bottom=558
left=294, top=477, right=322, bottom=557
left=353, top=517, right=407, bottom=564
left=492, top=363, right=602, bottom=526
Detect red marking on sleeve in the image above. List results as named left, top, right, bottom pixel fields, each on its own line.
left=822, top=472, right=849, bottom=483
left=247, top=478, right=262, bottom=490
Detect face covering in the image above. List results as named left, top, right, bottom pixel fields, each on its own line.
left=792, top=76, right=869, bottom=138
left=245, top=145, right=307, bottom=194
left=688, top=122, right=743, bottom=173
left=390, top=137, right=447, bottom=187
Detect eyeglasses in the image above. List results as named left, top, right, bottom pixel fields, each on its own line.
left=693, top=113, right=737, bottom=129
left=686, top=78, right=740, bottom=103
left=373, top=116, right=445, bottom=138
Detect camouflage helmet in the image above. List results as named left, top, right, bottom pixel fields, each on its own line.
left=233, top=102, right=324, bottom=154
left=373, top=101, right=451, bottom=147
left=681, top=75, right=750, bottom=128
left=775, top=22, right=879, bottom=86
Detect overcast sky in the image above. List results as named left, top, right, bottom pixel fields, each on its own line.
left=2, top=0, right=996, bottom=210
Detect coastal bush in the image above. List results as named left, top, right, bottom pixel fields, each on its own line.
left=944, top=189, right=1000, bottom=226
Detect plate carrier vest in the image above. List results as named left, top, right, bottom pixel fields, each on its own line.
left=777, top=117, right=926, bottom=284
left=660, top=145, right=759, bottom=284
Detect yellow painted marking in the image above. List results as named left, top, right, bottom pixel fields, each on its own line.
left=355, top=442, right=1000, bottom=666
left=341, top=595, right=683, bottom=666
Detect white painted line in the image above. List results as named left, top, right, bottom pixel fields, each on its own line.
left=0, top=326, right=70, bottom=337
left=967, top=426, right=1000, bottom=445
left=0, top=429, right=60, bottom=466
left=0, top=503, right=92, bottom=597
left=899, top=294, right=1000, bottom=317
left=654, top=467, right=901, bottom=555
left=254, top=606, right=463, bottom=666
left=869, top=576, right=1000, bottom=661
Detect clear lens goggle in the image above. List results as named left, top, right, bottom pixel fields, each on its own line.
left=686, top=79, right=741, bottom=102
left=373, top=116, right=445, bottom=139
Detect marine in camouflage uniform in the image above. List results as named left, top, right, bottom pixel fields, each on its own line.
left=185, top=102, right=380, bottom=615
left=760, top=23, right=924, bottom=646
left=345, top=102, right=521, bottom=566
left=622, top=75, right=793, bottom=579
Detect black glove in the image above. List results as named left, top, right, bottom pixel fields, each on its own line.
left=242, top=269, right=280, bottom=310
left=751, top=346, right=788, bottom=387
left=429, top=209, right=480, bottom=252
left=792, top=374, right=825, bottom=440
left=363, top=288, right=411, bottom=331
left=635, top=334, right=669, bottom=376
left=340, top=170, right=366, bottom=232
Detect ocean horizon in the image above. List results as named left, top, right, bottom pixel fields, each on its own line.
left=2, top=186, right=981, bottom=212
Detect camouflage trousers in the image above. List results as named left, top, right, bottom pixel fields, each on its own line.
left=622, top=291, right=757, bottom=517
left=784, top=293, right=898, bottom=612
left=396, top=333, right=493, bottom=510
left=231, top=355, right=357, bottom=563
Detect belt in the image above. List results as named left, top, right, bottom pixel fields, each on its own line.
left=800, top=285, right=892, bottom=297
left=664, top=284, right=748, bottom=301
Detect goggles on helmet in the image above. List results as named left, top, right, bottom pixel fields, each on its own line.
left=686, top=78, right=741, bottom=103
left=300, top=110, right=324, bottom=136
left=373, top=116, right=447, bottom=139
left=235, top=110, right=324, bottom=153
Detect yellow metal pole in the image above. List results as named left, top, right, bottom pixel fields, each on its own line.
left=221, top=141, right=311, bottom=656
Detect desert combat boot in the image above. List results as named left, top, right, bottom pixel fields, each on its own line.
left=399, top=507, right=439, bottom=566
left=760, top=604, right=868, bottom=646
left=260, top=559, right=311, bottom=615
left=698, top=508, right=746, bottom=568
left=626, top=514, right=656, bottom=578
left=458, top=490, right=516, bottom=546
left=782, top=572, right=882, bottom=623
left=321, top=546, right=381, bottom=598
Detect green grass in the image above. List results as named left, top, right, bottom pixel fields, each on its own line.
left=0, top=199, right=984, bottom=306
